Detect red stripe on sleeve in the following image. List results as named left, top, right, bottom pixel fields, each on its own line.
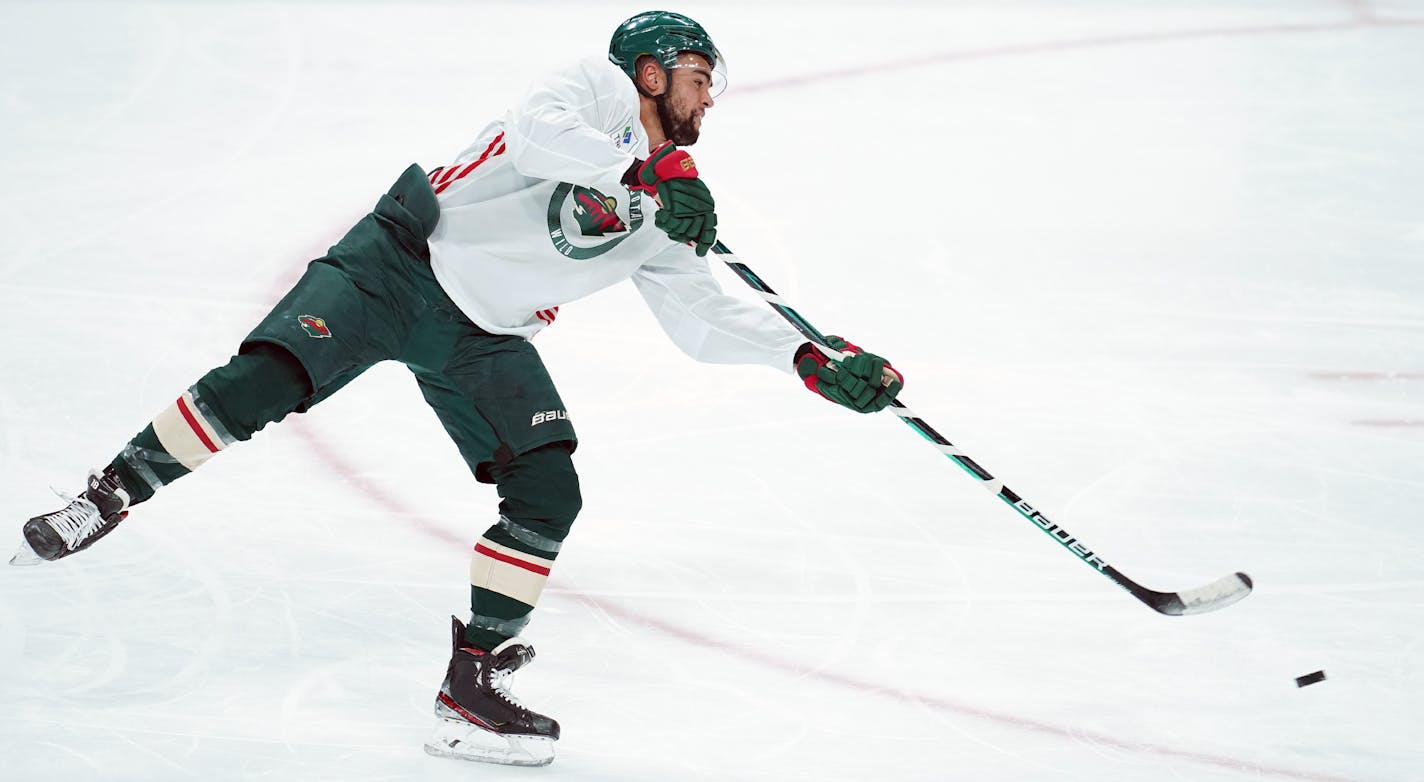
left=454, top=161, right=480, bottom=180
left=433, top=133, right=507, bottom=195
left=436, top=163, right=463, bottom=185
left=478, top=133, right=505, bottom=161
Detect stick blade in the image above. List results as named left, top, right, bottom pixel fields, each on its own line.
left=1151, top=572, right=1253, bottom=616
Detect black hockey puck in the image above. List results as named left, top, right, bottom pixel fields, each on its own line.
left=1295, top=670, right=1326, bottom=687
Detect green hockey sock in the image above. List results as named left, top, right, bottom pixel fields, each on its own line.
left=110, top=343, right=311, bottom=503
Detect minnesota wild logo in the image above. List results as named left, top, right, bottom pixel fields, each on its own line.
left=297, top=314, right=332, bottom=338
left=547, top=182, right=644, bottom=260
left=571, top=187, right=627, bottom=237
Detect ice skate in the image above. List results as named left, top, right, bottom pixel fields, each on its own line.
left=11, top=468, right=130, bottom=565
left=424, top=616, right=559, bottom=766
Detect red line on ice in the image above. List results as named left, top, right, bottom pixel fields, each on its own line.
left=1309, top=371, right=1424, bottom=381
left=734, top=15, right=1423, bottom=96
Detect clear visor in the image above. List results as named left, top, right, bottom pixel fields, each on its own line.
left=666, top=50, right=728, bottom=98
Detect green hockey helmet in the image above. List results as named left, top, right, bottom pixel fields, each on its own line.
left=609, top=10, right=727, bottom=96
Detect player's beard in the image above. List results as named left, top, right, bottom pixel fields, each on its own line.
left=655, top=94, right=700, bottom=146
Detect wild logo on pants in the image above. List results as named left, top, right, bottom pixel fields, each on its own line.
left=298, top=315, right=332, bottom=338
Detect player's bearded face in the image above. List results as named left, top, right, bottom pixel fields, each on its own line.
left=655, top=93, right=700, bottom=146
left=657, top=55, right=714, bottom=146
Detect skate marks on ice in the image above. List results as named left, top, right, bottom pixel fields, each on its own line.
left=570, top=592, right=1368, bottom=782
left=282, top=408, right=1368, bottom=782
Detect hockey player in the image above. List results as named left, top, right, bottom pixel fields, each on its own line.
left=10, top=10, right=903, bottom=767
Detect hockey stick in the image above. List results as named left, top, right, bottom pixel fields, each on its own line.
left=711, top=240, right=1252, bottom=616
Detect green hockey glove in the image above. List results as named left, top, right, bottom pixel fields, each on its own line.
left=795, top=336, right=904, bottom=414
left=631, top=141, right=718, bottom=256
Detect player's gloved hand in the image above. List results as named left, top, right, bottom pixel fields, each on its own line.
left=795, top=336, right=904, bottom=414
left=630, top=141, right=717, bottom=256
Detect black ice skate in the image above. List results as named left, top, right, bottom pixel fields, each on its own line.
left=10, top=468, right=131, bottom=566
left=424, top=615, right=559, bottom=766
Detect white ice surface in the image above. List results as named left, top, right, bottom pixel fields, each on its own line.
left=2, top=1, right=1422, bottom=780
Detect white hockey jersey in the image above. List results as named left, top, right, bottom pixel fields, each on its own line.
left=426, top=57, right=803, bottom=372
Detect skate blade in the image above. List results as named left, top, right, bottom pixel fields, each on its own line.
left=423, top=718, right=555, bottom=767
left=9, top=536, right=43, bottom=566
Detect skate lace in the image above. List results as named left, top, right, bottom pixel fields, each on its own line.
left=488, top=667, right=526, bottom=710
left=44, top=495, right=104, bottom=549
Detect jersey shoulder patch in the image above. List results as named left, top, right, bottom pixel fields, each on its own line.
left=610, top=121, right=636, bottom=150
